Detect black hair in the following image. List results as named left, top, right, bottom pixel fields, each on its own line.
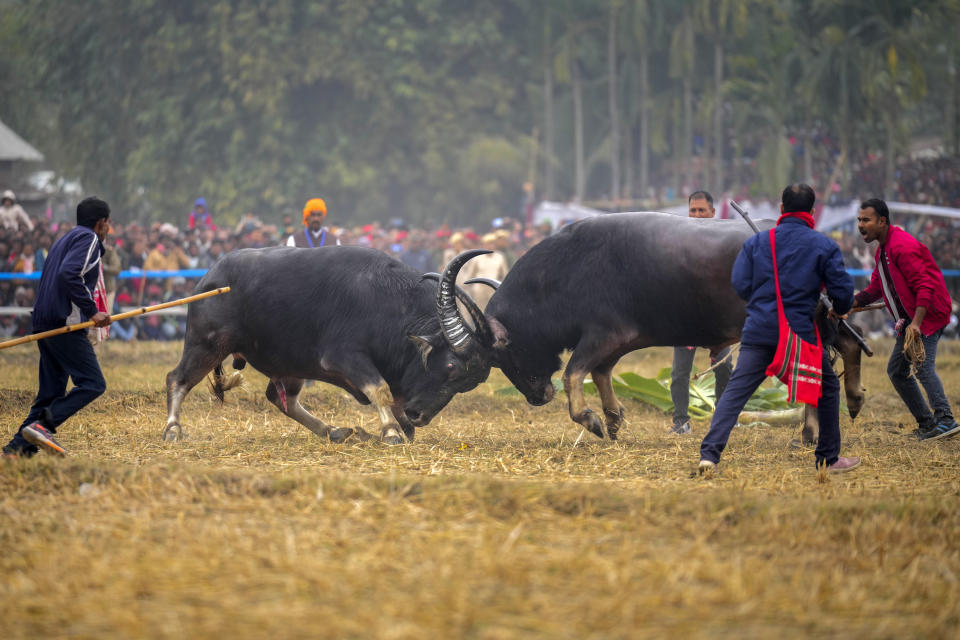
left=859, top=198, right=890, bottom=224
left=76, top=197, right=110, bottom=228
left=781, top=183, right=816, bottom=212
left=688, top=190, right=714, bottom=206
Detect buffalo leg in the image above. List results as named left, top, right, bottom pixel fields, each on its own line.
left=164, top=343, right=227, bottom=441
left=265, top=377, right=365, bottom=444
left=391, top=405, right=416, bottom=441
left=319, top=350, right=406, bottom=445
left=801, top=404, right=818, bottom=446
left=591, top=359, right=625, bottom=439
left=563, top=343, right=617, bottom=440
left=361, top=382, right=407, bottom=446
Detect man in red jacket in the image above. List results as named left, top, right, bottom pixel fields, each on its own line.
left=854, top=198, right=957, bottom=441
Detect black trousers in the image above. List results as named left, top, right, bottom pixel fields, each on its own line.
left=5, top=331, right=106, bottom=455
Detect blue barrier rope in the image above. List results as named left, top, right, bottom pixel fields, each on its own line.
left=2, top=268, right=960, bottom=281
left=0, top=269, right=210, bottom=280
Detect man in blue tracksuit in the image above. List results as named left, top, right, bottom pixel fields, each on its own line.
left=698, top=184, right=859, bottom=474
left=3, top=197, right=113, bottom=457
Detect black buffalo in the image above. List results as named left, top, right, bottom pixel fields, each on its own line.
left=471, top=212, right=866, bottom=439
left=164, top=247, right=491, bottom=445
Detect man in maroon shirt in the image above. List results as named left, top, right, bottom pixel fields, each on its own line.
left=854, top=198, right=957, bottom=441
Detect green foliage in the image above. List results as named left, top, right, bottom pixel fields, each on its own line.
left=0, top=0, right=956, bottom=223
left=581, top=367, right=795, bottom=416
left=495, top=366, right=794, bottom=417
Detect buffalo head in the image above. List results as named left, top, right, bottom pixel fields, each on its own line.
left=456, top=275, right=559, bottom=407
left=399, top=250, right=496, bottom=430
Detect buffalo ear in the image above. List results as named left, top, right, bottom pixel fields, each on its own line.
left=409, top=334, right=436, bottom=369
left=489, top=317, right=510, bottom=349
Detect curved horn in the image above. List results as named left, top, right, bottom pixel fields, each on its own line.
left=464, top=277, right=500, bottom=290
left=435, top=249, right=493, bottom=352
left=422, top=272, right=494, bottom=346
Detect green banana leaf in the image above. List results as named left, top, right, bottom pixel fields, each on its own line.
left=497, top=367, right=796, bottom=417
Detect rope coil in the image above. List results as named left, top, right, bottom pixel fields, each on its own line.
left=903, top=329, right=926, bottom=378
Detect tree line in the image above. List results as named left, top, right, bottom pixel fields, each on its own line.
left=1, top=0, right=957, bottom=226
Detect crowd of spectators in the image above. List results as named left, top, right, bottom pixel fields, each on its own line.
left=847, top=156, right=960, bottom=208
left=2, top=177, right=957, bottom=341
left=0, top=196, right=548, bottom=341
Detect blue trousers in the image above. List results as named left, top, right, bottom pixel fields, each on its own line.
left=700, top=344, right=842, bottom=467
left=4, top=331, right=106, bottom=455
left=887, top=329, right=954, bottom=430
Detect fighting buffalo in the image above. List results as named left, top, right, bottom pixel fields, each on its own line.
left=470, top=212, right=867, bottom=440
left=164, top=247, right=492, bottom=444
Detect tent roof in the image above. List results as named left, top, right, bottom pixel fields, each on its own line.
left=0, top=118, right=44, bottom=162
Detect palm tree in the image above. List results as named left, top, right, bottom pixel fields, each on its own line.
left=693, top=0, right=749, bottom=193
left=668, top=2, right=696, bottom=194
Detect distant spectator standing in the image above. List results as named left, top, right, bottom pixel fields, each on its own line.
left=234, top=211, right=262, bottom=235
left=287, top=198, right=339, bottom=247
left=12, top=242, right=36, bottom=274
left=0, top=190, right=33, bottom=232
left=188, top=197, right=215, bottom=231
left=2, top=197, right=113, bottom=458
left=101, top=236, right=122, bottom=315
left=34, top=234, right=52, bottom=271
left=398, top=230, right=435, bottom=273
left=853, top=198, right=958, bottom=441
left=461, top=233, right=508, bottom=310
left=493, top=228, right=517, bottom=268
left=670, top=190, right=734, bottom=435
left=144, top=238, right=190, bottom=292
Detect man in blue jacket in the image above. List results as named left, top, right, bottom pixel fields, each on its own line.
left=698, top=184, right=860, bottom=475
left=3, top=197, right=113, bottom=457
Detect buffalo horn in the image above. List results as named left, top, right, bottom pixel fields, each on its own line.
left=435, top=250, right=493, bottom=352
left=464, top=277, right=500, bottom=290
left=422, top=272, right=494, bottom=346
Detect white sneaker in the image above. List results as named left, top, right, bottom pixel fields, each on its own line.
left=698, top=459, right=716, bottom=475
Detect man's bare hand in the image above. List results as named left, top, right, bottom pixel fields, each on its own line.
left=905, top=321, right=923, bottom=340
left=91, top=311, right=112, bottom=327
left=828, top=309, right=848, bottom=321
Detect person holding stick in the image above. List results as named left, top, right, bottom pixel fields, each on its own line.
left=3, top=197, right=113, bottom=457
left=698, top=184, right=859, bottom=475
left=853, top=198, right=958, bottom=441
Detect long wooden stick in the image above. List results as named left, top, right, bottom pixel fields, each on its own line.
left=850, top=302, right=886, bottom=313
left=0, top=286, right=230, bottom=350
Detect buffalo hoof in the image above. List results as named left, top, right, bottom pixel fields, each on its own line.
left=381, top=434, right=404, bottom=446
left=604, top=406, right=625, bottom=440
left=328, top=427, right=355, bottom=444
left=578, top=409, right=607, bottom=440
left=162, top=423, right=183, bottom=442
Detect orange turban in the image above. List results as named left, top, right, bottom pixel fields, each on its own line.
left=302, top=198, right=327, bottom=225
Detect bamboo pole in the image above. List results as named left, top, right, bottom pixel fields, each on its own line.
left=0, top=286, right=230, bottom=350
left=850, top=302, right=886, bottom=313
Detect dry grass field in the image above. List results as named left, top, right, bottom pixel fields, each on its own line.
left=1, top=338, right=959, bottom=638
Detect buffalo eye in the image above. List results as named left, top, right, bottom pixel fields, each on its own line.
left=446, top=362, right=455, bottom=371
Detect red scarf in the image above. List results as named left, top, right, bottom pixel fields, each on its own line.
left=776, top=211, right=815, bottom=229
